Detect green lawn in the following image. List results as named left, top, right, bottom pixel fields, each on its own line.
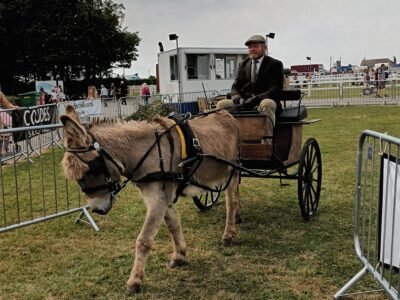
left=1, top=105, right=400, bottom=299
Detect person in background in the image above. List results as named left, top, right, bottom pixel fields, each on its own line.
left=0, top=91, right=19, bottom=109
left=110, top=82, right=116, bottom=99
left=141, top=82, right=150, bottom=106
left=375, top=64, right=388, bottom=98
left=39, top=87, right=48, bottom=105
left=216, top=34, right=283, bottom=144
left=119, top=80, right=127, bottom=105
left=293, top=73, right=300, bottom=88
left=87, top=85, right=98, bottom=100
left=58, top=86, right=65, bottom=102
left=100, top=84, right=109, bottom=107
left=363, top=69, right=370, bottom=89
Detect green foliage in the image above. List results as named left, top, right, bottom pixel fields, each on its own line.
left=125, top=100, right=173, bottom=122
left=0, top=0, right=140, bottom=92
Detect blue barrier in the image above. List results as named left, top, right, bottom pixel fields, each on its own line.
left=179, top=101, right=199, bottom=115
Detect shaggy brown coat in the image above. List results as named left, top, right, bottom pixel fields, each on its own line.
left=60, top=106, right=241, bottom=293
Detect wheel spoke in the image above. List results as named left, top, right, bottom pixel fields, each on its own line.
left=304, top=183, right=310, bottom=215
left=310, top=183, right=317, bottom=199
left=307, top=146, right=314, bottom=165
left=310, top=150, right=317, bottom=167
left=308, top=188, right=315, bottom=211
left=310, top=163, right=320, bottom=174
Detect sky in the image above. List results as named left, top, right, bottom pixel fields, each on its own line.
left=116, top=0, right=400, bottom=78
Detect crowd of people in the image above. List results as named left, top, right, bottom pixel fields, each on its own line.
left=35, top=80, right=153, bottom=107
left=363, top=64, right=390, bottom=98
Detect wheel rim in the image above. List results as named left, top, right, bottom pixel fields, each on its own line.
left=193, top=186, right=222, bottom=211
left=298, top=138, right=322, bottom=220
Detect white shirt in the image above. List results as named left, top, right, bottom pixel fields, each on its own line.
left=253, top=56, right=264, bottom=73
left=100, top=87, right=109, bottom=97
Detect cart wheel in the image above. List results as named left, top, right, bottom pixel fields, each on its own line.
left=298, top=138, right=322, bottom=220
left=192, top=186, right=222, bottom=211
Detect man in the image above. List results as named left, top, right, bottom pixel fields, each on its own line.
left=119, top=80, right=128, bottom=105
left=217, top=34, right=284, bottom=143
left=375, top=64, right=388, bottom=98
left=100, top=84, right=109, bottom=107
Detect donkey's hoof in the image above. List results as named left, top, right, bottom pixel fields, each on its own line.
left=170, top=259, right=188, bottom=268
left=222, top=238, right=233, bottom=247
left=126, top=284, right=141, bottom=294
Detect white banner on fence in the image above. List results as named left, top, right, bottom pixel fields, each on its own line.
left=35, top=80, right=64, bottom=94
left=380, top=155, right=400, bottom=268
left=58, top=100, right=103, bottom=121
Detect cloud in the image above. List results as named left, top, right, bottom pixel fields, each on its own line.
left=116, top=0, right=400, bottom=77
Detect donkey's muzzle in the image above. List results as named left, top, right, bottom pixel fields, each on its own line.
left=92, top=207, right=108, bottom=215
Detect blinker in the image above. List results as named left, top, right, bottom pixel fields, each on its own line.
left=87, top=155, right=107, bottom=174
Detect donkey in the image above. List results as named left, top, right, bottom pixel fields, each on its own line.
left=60, top=106, right=241, bottom=293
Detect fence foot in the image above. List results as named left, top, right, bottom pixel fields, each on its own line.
left=75, top=206, right=99, bottom=231
left=334, top=265, right=368, bottom=299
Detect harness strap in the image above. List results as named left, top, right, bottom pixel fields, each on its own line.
left=172, top=121, right=187, bottom=160
left=136, top=171, right=184, bottom=183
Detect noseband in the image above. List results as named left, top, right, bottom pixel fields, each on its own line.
left=66, top=133, right=124, bottom=198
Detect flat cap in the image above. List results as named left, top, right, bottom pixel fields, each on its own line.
left=245, top=34, right=266, bottom=46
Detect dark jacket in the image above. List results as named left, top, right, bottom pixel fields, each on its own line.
left=231, top=55, right=284, bottom=112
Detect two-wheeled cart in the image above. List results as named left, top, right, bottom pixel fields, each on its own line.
left=193, top=90, right=322, bottom=221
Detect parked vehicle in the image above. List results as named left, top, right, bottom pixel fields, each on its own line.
left=290, top=64, right=325, bottom=75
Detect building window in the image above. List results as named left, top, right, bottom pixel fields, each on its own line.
left=186, top=54, right=210, bottom=80
left=170, top=55, right=178, bottom=81
left=215, top=55, right=238, bottom=79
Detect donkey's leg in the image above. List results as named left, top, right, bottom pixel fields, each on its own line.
left=126, top=198, right=168, bottom=294
left=222, top=171, right=240, bottom=246
left=164, top=205, right=188, bottom=267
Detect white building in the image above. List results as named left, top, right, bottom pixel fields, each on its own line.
left=157, top=47, right=248, bottom=96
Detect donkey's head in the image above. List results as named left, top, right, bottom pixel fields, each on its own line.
left=60, top=106, right=123, bottom=215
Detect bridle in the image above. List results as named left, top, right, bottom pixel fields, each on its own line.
left=65, top=123, right=177, bottom=200
left=66, top=132, right=125, bottom=200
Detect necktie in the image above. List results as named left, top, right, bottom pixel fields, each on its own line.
left=251, top=60, right=258, bottom=84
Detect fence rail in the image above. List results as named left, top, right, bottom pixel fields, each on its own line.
left=335, top=130, right=400, bottom=299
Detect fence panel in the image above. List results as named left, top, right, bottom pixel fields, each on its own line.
left=0, top=123, right=98, bottom=233
left=335, top=130, right=400, bottom=299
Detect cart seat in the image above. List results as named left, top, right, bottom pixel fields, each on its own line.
left=278, top=105, right=307, bottom=122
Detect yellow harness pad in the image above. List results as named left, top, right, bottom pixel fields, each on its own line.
left=172, top=121, right=187, bottom=160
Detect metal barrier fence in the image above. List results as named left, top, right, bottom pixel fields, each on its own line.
left=292, top=78, right=400, bottom=107
left=335, top=130, right=400, bottom=299
left=0, top=124, right=98, bottom=233
left=214, top=80, right=400, bottom=108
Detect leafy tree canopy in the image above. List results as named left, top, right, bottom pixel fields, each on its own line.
left=0, top=0, right=140, bottom=91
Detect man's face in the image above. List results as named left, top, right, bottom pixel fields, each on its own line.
left=247, top=43, right=266, bottom=60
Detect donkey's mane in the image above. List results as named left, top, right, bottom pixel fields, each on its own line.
left=84, top=117, right=171, bottom=143
left=85, top=117, right=162, bottom=130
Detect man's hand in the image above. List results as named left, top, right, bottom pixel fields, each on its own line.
left=243, top=95, right=260, bottom=106
left=233, top=97, right=245, bottom=105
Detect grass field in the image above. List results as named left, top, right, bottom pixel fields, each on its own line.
left=1, top=105, right=400, bottom=299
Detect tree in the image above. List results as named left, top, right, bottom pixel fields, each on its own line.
left=0, top=0, right=140, bottom=93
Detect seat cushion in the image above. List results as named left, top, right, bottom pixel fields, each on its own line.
left=278, top=105, right=307, bottom=122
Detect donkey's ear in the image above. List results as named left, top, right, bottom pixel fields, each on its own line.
left=65, top=105, right=80, bottom=123
left=60, top=114, right=90, bottom=148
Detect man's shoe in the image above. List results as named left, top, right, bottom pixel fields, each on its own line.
left=376, top=95, right=382, bottom=98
